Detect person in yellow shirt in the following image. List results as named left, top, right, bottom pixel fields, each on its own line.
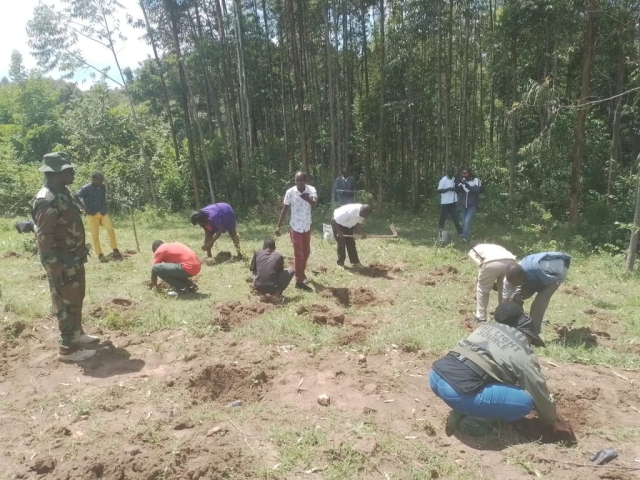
left=74, top=172, right=121, bottom=262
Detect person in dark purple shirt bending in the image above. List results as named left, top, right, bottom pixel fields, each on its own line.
left=190, top=203, right=242, bottom=258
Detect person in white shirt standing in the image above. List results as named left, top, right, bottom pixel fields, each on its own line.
left=468, top=243, right=517, bottom=323
left=275, top=171, right=318, bottom=292
left=437, top=166, right=463, bottom=238
left=331, top=203, right=372, bottom=267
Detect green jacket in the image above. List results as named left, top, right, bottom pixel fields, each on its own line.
left=30, top=184, right=87, bottom=268
left=451, top=323, right=557, bottom=424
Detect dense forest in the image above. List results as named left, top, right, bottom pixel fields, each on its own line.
left=0, top=0, right=639, bottom=253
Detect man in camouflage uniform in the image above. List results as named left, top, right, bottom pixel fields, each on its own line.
left=31, top=152, right=99, bottom=362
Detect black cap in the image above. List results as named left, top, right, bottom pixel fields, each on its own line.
left=494, top=302, right=546, bottom=347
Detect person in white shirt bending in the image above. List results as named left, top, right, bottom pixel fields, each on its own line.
left=275, top=171, right=318, bottom=292
left=331, top=203, right=372, bottom=267
left=468, top=243, right=517, bottom=323
left=437, top=166, right=463, bottom=238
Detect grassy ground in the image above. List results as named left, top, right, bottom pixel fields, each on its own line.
left=1, top=208, right=639, bottom=367
left=1, top=208, right=640, bottom=479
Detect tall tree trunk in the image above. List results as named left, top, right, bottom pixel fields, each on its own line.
left=362, top=4, right=369, bottom=96
left=568, top=0, right=597, bottom=226
left=261, top=0, right=277, bottom=140
left=626, top=154, right=640, bottom=270
left=445, top=0, right=453, bottom=169
left=163, top=0, right=201, bottom=208
left=508, top=37, right=517, bottom=204
left=234, top=0, right=253, bottom=170
left=459, top=13, right=470, bottom=167
left=214, top=0, right=242, bottom=174
left=488, top=0, right=495, bottom=148
left=325, top=1, right=338, bottom=199
left=139, top=0, right=180, bottom=165
left=286, top=0, right=309, bottom=171
left=376, top=0, right=386, bottom=211
left=607, top=39, right=625, bottom=204
left=182, top=60, right=216, bottom=202
left=437, top=11, right=443, bottom=169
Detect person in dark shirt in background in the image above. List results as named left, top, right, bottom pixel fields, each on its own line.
left=250, top=238, right=295, bottom=302
left=74, top=172, right=122, bottom=262
left=334, top=167, right=356, bottom=206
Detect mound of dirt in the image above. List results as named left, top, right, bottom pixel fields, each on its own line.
left=212, top=301, right=274, bottom=331
left=321, top=287, right=351, bottom=307
left=296, top=303, right=345, bottom=326
left=112, top=297, right=134, bottom=307
left=417, top=276, right=437, bottom=287
left=337, top=328, right=369, bottom=345
left=561, top=285, right=592, bottom=299
left=430, top=265, right=459, bottom=276
left=311, top=266, right=328, bottom=275
left=354, top=263, right=391, bottom=278
left=2, top=251, right=21, bottom=259
left=184, top=364, right=269, bottom=403
left=351, top=287, right=379, bottom=306
left=554, top=326, right=610, bottom=348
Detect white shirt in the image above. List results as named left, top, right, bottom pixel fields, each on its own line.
left=284, top=185, right=317, bottom=233
left=333, top=203, right=363, bottom=228
left=437, top=176, right=457, bottom=204
left=468, top=244, right=516, bottom=267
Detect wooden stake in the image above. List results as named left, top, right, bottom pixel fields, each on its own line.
left=130, top=207, right=141, bottom=253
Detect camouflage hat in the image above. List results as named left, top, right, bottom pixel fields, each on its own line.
left=39, top=152, right=76, bottom=173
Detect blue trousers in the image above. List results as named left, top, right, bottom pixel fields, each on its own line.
left=461, top=206, right=477, bottom=242
left=429, top=370, right=533, bottom=422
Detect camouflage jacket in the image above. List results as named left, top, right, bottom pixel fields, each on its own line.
left=30, top=184, right=87, bottom=267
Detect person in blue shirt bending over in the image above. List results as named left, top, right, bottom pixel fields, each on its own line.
left=503, top=252, right=571, bottom=334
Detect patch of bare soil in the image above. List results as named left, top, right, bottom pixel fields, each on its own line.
left=417, top=276, right=437, bottom=287
left=212, top=301, right=275, bottom=331
left=89, top=297, right=137, bottom=319
left=584, top=308, right=618, bottom=325
left=562, top=284, right=592, bottom=299
left=203, top=251, right=233, bottom=265
left=2, top=251, right=21, bottom=259
left=337, top=328, right=369, bottom=346
left=183, top=364, right=269, bottom=404
left=353, top=262, right=400, bottom=278
left=142, top=279, right=171, bottom=291
left=430, top=265, right=459, bottom=276
left=296, top=303, right=345, bottom=325
left=311, top=266, right=328, bottom=275
left=554, top=326, right=611, bottom=348
left=460, top=318, right=477, bottom=332
left=31, top=272, right=47, bottom=280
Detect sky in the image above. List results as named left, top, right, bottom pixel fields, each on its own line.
left=0, top=0, right=153, bottom=89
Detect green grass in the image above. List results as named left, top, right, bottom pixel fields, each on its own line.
left=1, top=211, right=640, bottom=368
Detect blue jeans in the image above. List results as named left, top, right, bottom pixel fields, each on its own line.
left=461, top=206, right=477, bottom=242
left=429, top=370, right=533, bottom=422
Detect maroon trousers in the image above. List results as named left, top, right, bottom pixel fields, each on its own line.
left=290, top=229, right=311, bottom=283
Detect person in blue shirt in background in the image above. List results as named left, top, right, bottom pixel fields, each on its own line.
left=457, top=167, right=482, bottom=242
left=503, top=252, right=571, bottom=334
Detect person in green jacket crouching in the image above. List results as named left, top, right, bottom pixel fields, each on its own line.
left=428, top=302, right=574, bottom=438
